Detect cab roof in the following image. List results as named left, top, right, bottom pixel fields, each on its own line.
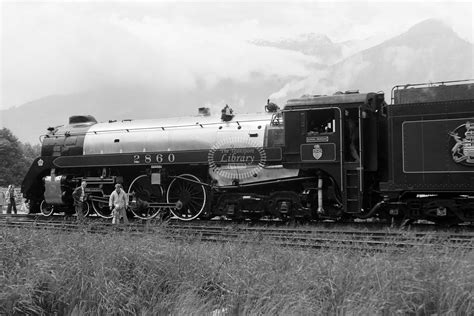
left=284, top=92, right=383, bottom=111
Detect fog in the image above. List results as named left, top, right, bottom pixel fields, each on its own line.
left=1, top=1, right=472, bottom=111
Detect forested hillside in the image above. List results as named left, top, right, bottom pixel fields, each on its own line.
left=0, top=128, right=40, bottom=186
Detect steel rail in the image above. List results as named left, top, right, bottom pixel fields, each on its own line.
left=1, top=216, right=472, bottom=252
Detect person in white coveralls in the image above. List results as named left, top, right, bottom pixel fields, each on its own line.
left=109, top=183, right=129, bottom=224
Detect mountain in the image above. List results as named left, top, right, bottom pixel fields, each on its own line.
left=269, top=19, right=473, bottom=101
left=1, top=19, right=472, bottom=144
left=252, top=33, right=343, bottom=64
left=253, top=32, right=389, bottom=65
left=329, top=19, right=473, bottom=94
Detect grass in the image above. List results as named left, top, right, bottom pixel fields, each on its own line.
left=0, top=226, right=473, bottom=315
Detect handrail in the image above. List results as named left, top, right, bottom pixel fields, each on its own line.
left=40, top=117, right=272, bottom=138
left=391, top=79, right=474, bottom=105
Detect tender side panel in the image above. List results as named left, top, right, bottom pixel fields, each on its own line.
left=403, top=118, right=474, bottom=173
left=389, top=99, right=474, bottom=191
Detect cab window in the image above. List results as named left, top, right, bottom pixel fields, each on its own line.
left=306, top=109, right=336, bottom=135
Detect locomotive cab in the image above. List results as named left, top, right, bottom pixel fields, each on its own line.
left=282, top=91, right=386, bottom=215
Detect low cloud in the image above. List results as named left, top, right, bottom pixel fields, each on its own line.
left=2, top=2, right=471, bottom=111
left=267, top=54, right=373, bottom=102
left=1, top=4, right=314, bottom=109
left=384, top=46, right=418, bottom=73
left=113, top=15, right=314, bottom=86
left=268, top=68, right=331, bottom=101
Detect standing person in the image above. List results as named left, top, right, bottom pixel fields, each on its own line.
left=6, top=185, right=17, bottom=214
left=109, top=183, right=129, bottom=225
left=0, top=189, right=5, bottom=214
left=72, top=181, right=87, bottom=222
left=345, top=110, right=360, bottom=162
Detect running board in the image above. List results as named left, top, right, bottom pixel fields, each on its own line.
left=217, top=176, right=316, bottom=189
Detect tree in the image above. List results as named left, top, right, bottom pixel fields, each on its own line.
left=20, top=142, right=41, bottom=165
left=0, top=128, right=40, bottom=187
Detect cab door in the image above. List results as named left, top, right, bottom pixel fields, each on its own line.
left=342, top=107, right=362, bottom=213
left=342, top=107, right=378, bottom=213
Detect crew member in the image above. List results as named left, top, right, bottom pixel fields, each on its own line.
left=345, top=110, right=360, bottom=162
left=6, top=185, right=17, bottom=214
left=72, top=181, right=87, bottom=222
left=109, top=183, right=129, bottom=225
left=0, top=189, right=5, bottom=213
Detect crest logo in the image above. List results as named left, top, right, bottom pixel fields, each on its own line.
left=312, top=144, right=323, bottom=160
left=449, top=121, right=474, bottom=165
left=37, top=159, right=44, bottom=167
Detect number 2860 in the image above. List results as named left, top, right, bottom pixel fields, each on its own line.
left=133, top=153, right=176, bottom=164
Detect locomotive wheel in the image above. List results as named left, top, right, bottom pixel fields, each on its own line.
left=78, top=201, right=91, bottom=217
left=91, top=194, right=113, bottom=219
left=166, top=174, right=207, bottom=221
left=84, top=201, right=91, bottom=217
left=40, top=200, right=54, bottom=217
left=128, top=174, right=165, bottom=220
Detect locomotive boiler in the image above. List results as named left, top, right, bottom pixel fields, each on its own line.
left=21, top=79, right=474, bottom=224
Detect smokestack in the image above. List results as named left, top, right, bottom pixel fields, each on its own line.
left=198, top=107, right=210, bottom=116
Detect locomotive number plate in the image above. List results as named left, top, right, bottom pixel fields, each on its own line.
left=306, top=136, right=329, bottom=143
left=133, top=153, right=176, bottom=164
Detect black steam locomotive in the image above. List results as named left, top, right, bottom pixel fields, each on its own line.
left=22, top=79, right=474, bottom=224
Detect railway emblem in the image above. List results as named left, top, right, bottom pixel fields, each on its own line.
left=449, top=121, right=474, bottom=165
left=312, top=144, right=323, bottom=160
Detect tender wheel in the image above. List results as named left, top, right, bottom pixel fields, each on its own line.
left=40, top=200, right=54, bottom=217
left=128, top=175, right=165, bottom=220
left=91, top=193, right=113, bottom=218
left=166, top=174, right=207, bottom=221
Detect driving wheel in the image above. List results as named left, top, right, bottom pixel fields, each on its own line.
left=166, top=174, right=207, bottom=221
left=128, top=174, right=165, bottom=220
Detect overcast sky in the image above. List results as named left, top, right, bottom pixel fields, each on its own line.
left=0, top=0, right=472, bottom=110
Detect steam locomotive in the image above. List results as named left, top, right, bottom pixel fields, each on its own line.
left=22, top=79, right=474, bottom=224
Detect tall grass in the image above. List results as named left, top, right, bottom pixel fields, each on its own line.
left=0, top=227, right=472, bottom=315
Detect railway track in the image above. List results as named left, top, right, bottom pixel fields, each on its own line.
left=1, top=214, right=473, bottom=252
